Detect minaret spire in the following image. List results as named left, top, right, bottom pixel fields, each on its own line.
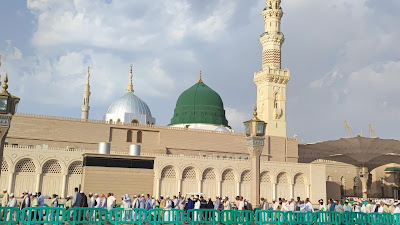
left=81, top=66, right=91, bottom=120
left=253, top=0, right=290, bottom=137
left=126, top=64, right=134, bottom=93
left=199, top=70, right=203, bottom=83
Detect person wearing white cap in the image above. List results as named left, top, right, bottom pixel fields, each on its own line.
left=318, top=199, right=327, bottom=211
left=31, top=192, right=38, bottom=207
left=151, top=196, right=157, bottom=209
left=20, top=191, right=31, bottom=211
left=272, top=199, right=278, bottom=210
left=163, top=196, right=173, bottom=221
left=6, top=193, right=17, bottom=221
left=223, top=196, right=231, bottom=210
left=94, top=193, right=101, bottom=208
left=122, top=194, right=132, bottom=220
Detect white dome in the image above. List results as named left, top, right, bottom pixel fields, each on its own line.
left=105, top=92, right=155, bottom=125
left=215, top=126, right=230, bottom=132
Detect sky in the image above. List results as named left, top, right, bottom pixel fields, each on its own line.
left=0, top=0, right=400, bottom=143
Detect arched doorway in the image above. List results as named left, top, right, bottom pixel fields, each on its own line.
left=1, top=160, right=10, bottom=190
left=202, top=168, right=217, bottom=198
left=14, top=158, right=36, bottom=195
left=160, top=166, right=177, bottom=197
left=276, top=172, right=290, bottom=199
left=181, top=167, right=197, bottom=194
left=41, top=160, right=63, bottom=196
left=293, top=173, right=306, bottom=199
left=240, top=170, right=251, bottom=199
left=260, top=171, right=273, bottom=201
left=221, top=169, right=236, bottom=198
left=67, top=161, right=82, bottom=197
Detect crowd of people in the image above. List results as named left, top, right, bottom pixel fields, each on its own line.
left=2, top=187, right=400, bottom=218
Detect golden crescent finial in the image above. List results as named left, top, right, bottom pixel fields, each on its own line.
left=130, top=64, right=133, bottom=73
left=88, top=66, right=90, bottom=73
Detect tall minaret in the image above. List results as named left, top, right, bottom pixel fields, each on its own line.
left=126, top=64, right=134, bottom=93
left=81, top=66, right=91, bottom=120
left=254, top=0, right=290, bottom=137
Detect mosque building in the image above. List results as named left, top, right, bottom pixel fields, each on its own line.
left=0, top=0, right=399, bottom=202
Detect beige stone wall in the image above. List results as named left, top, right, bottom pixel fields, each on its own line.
left=82, top=165, right=154, bottom=199
left=6, top=114, right=298, bottom=162
left=1, top=145, right=325, bottom=204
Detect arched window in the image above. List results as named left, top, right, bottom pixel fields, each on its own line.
left=127, top=130, right=133, bottom=142
left=131, top=119, right=139, bottom=125
left=147, top=121, right=150, bottom=125
left=117, top=118, right=121, bottom=124
left=109, top=119, right=113, bottom=124
left=137, top=131, right=142, bottom=143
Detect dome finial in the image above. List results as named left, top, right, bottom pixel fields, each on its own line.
left=86, top=66, right=90, bottom=84
left=252, top=105, right=258, bottom=119
left=2, top=73, right=9, bottom=93
left=199, top=70, right=203, bottom=83
left=126, top=64, right=134, bottom=93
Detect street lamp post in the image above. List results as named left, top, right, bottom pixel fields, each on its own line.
left=0, top=55, right=20, bottom=178
left=243, top=106, right=266, bottom=205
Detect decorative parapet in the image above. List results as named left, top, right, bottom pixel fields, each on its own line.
left=254, top=67, right=290, bottom=84
left=14, top=113, right=246, bottom=136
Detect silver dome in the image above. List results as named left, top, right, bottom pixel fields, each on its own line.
left=215, top=126, right=230, bottom=132
left=106, top=92, right=152, bottom=116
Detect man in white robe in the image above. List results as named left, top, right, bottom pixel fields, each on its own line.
left=122, top=194, right=131, bottom=220
left=87, top=193, right=95, bottom=220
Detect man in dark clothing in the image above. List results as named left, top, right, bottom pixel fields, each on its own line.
left=80, top=191, right=88, bottom=207
left=206, top=198, right=214, bottom=221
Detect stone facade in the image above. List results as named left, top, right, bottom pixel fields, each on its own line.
left=0, top=142, right=326, bottom=202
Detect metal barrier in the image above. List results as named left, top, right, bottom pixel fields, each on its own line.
left=187, top=209, right=220, bottom=225
left=147, top=208, right=185, bottom=225
left=20, top=207, right=65, bottom=225
left=0, top=207, right=19, bottom=225
left=221, top=210, right=254, bottom=225
left=393, top=213, right=400, bottom=225
left=66, top=207, right=108, bottom=225
left=367, top=213, right=393, bottom=225
left=108, top=208, right=147, bottom=225
left=286, top=211, right=314, bottom=225
left=342, top=212, right=367, bottom=225
left=313, top=211, right=342, bottom=225
left=255, top=210, right=286, bottom=225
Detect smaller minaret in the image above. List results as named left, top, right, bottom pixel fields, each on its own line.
left=126, top=64, right=134, bottom=93
left=81, top=66, right=91, bottom=120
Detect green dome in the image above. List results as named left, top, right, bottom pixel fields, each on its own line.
left=170, top=81, right=229, bottom=126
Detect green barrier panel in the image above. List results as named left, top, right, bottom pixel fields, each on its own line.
left=20, top=207, right=65, bottom=225
left=313, top=211, right=341, bottom=225
left=255, top=210, right=285, bottom=225
left=66, top=207, right=108, bottom=225
left=108, top=208, right=147, bottom=225
left=341, top=212, right=366, bottom=225
left=147, top=208, right=185, bottom=225
left=0, top=207, right=19, bottom=225
left=393, top=213, right=400, bottom=225
left=57, top=203, right=65, bottom=208
left=253, top=207, right=260, bottom=212
left=187, top=209, right=220, bottom=225
left=286, top=211, right=313, bottom=225
left=221, top=210, right=254, bottom=225
left=367, top=213, right=393, bottom=225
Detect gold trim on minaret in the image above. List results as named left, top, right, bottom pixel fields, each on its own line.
left=126, top=64, right=134, bottom=93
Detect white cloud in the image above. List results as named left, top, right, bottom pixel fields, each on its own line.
left=225, top=107, right=248, bottom=132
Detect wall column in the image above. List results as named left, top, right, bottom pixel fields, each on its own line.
left=7, top=172, right=14, bottom=193
left=236, top=181, right=240, bottom=196
left=289, top=182, right=294, bottom=198
left=35, top=173, right=42, bottom=192
left=272, top=183, right=277, bottom=200
left=360, top=166, right=369, bottom=199
left=197, top=179, right=202, bottom=193
left=155, top=178, right=161, bottom=198
left=306, top=184, right=310, bottom=198
left=217, top=180, right=222, bottom=197
left=177, top=179, right=182, bottom=194
left=61, top=174, right=67, bottom=198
